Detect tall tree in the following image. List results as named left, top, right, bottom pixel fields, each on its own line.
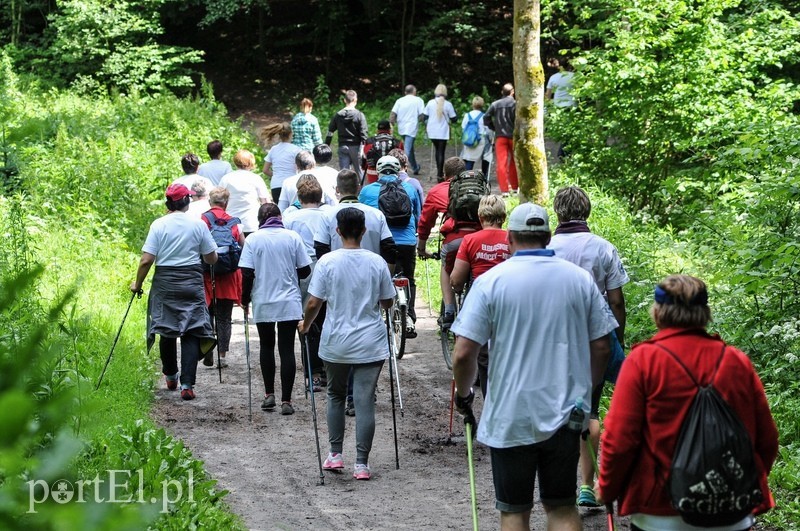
left=513, top=0, right=547, bottom=204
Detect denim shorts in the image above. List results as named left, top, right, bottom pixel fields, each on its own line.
left=490, top=426, right=580, bottom=512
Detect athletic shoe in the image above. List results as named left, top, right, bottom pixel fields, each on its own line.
left=202, top=350, right=214, bottom=367
left=405, top=323, right=417, bottom=339
left=323, top=452, right=344, bottom=471
left=437, top=312, right=455, bottom=328
left=165, top=374, right=179, bottom=391
left=577, top=485, right=602, bottom=508
left=281, top=402, right=295, bottom=415
left=353, top=463, right=371, bottom=480
left=180, top=388, right=195, bottom=401
left=311, top=376, right=325, bottom=392
left=261, top=394, right=276, bottom=411
left=345, top=398, right=355, bottom=417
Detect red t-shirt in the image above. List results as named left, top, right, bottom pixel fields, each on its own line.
left=455, top=228, right=510, bottom=279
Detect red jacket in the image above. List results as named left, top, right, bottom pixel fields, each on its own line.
left=599, top=327, right=778, bottom=518
left=417, top=181, right=479, bottom=242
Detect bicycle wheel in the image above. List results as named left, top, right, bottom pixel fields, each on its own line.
left=440, top=301, right=455, bottom=370
left=393, top=303, right=407, bottom=359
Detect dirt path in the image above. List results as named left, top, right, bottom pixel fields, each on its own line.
left=151, top=142, right=621, bottom=530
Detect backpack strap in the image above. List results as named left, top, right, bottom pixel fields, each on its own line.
left=202, top=211, right=216, bottom=227
left=652, top=340, right=728, bottom=388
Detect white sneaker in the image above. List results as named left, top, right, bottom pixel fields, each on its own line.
left=353, top=463, right=371, bottom=480
left=323, top=452, right=344, bottom=470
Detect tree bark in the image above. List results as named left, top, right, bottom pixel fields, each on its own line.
left=512, top=0, right=548, bottom=205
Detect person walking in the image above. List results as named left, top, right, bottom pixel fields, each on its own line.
left=173, top=152, right=214, bottom=194
left=547, top=185, right=628, bottom=508
left=278, top=150, right=338, bottom=212
left=219, top=149, right=271, bottom=238
left=262, top=122, right=303, bottom=204
left=361, top=119, right=403, bottom=184
left=240, top=203, right=311, bottom=415
left=421, top=84, right=457, bottom=182
left=451, top=202, right=617, bottom=531
left=325, top=90, right=368, bottom=184
left=460, top=96, right=491, bottom=173
left=290, top=97, right=323, bottom=151
left=299, top=207, right=396, bottom=480
left=598, top=275, right=779, bottom=531
left=200, top=186, right=245, bottom=369
left=484, top=84, right=518, bottom=196
left=130, top=183, right=218, bottom=401
left=198, top=140, right=233, bottom=186
left=390, top=84, right=425, bottom=175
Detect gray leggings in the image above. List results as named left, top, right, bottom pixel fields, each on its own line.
left=325, top=360, right=385, bottom=464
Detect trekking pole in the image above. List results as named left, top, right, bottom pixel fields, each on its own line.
left=386, top=306, right=405, bottom=415
left=301, top=331, right=309, bottom=400
left=211, top=265, right=222, bottom=383
left=96, top=289, right=142, bottom=390
left=385, top=311, right=400, bottom=469
left=584, top=431, right=615, bottom=530
left=243, top=310, right=253, bottom=422
left=303, top=333, right=325, bottom=486
left=465, top=422, right=479, bottom=531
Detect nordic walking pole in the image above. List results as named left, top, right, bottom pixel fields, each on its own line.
left=243, top=309, right=253, bottom=422
left=465, top=422, right=479, bottom=531
left=386, top=309, right=405, bottom=415
left=385, top=311, right=400, bottom=469
left=303, top=333, right=325, bottom=486
left=96, top=289, right=142, bottom=390
left=211, top=265, right=222, bottom=383
left=584, top=430, right=615, bottom=530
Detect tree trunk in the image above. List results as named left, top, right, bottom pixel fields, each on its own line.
left=400, top=0, right=407, bottom=88
left=512, top=0, right=547, bottom=205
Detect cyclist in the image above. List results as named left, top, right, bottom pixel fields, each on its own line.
left=450, top=194, right=509, bottom=396
left=358, top=155, right=422, bottom=338
left=416, top=157, right=481, bottom=326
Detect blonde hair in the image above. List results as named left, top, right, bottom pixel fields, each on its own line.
left=472, top=96, right=485, bottom=110
left=233, top=149, right=256, bottom=170
left=260, top=122, right=293, bottom=144
left=434, top=84, right=447, bottom=119
left=478, top=195, right=507, bottom=227
left=208, top=186, right=230, bottom=207
left=299, top=98, right=313, bottom=113
left=650, top=275, right=712, bottom=329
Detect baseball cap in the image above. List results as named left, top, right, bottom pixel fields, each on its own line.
left=507, top=203, right=550, bottom=232
left=165, top=183, right=196, bottom=201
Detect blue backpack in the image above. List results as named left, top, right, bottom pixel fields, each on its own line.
left=202, top=211, right=242, bottom=275
left=461, top=112, right=484, bottom=148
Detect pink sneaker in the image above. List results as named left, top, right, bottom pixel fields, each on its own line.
left=353, top=463, right=371, bottom=480
left=322, top=452, right=344, bottom=471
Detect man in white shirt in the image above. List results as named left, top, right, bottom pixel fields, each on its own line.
left=173, top=153, right=214, bottom=196
left=278, top=150, right=338, bottom=212
left=197, top=140, right=233, bottom=186
left=545, top=58, right=577, bottom=109
left=451, top=203, right=616, bottom=531
left=390, top=85, right=425, bottom=175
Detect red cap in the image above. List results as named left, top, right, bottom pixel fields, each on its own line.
left=165, top=183, right=196, bottom=201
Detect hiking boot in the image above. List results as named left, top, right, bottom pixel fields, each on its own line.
left=353, top=463, right=371, bottom=480
left=281, top=402, right=295, bottom=415
left=180, top=387, right=195, bottom=401
left=577, top=485, right=602, bottom=508
left=165, top=373, right=179, bottom=391
left=345, top=398, right=355, bottom=417
left=202, top=350, right=214, bottom=367
left=322, top=452, right=344, bottom=471
left=405, top=322, right=417, bottom=339
left=261, top=394, right=276, bottom=411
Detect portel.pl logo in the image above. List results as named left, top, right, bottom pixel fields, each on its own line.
left=27, top=470, right=194, bottom=513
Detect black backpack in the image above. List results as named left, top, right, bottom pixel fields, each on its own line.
left=365, top=133, right=399, bottom=169
left=655, top=342, right=762, bottom=527
left=378, top=178, right=413, bottom=228
left=448, top=170, right=490, bottom=223
left=202, top=211, right=242, bottom=275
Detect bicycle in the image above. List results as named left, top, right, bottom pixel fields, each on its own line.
left=391, top=274, right=410, bottom=360
left=439, top=278, right=470, bottom=370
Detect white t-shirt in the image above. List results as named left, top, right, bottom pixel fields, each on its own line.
left=308, top=248, right=395, bottom=364
left=172, top=174, right=215, bottom=196
left=313, top=202, right=393, bottom=254
left=451, top=251, right=618, bottom=448
left=186, top=198, right=211, bottom=219
left=391, top=94, right=425, bottom=137
left=238, top=227, right=311, bottom=323
left=284, top=206, right=331, bottom=258
left=424, top=97, right=457, bottom=140
left=265, top=142, right=303, bottom=190
left=549, top=232, right=629, bottom=294
left=546, top=71, right=576, bottom=108
left=142, top=211, right=217, bottom=267
left=277, top=167, right=339, bottom=211
left=219, top=170, right=270, bottom=233
left=197, top=159, right=233, bottom=186
left=460, top=110, right=488, bottom=162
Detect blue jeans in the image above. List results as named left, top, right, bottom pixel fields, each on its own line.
left=403, top=135, right=419, bottom=173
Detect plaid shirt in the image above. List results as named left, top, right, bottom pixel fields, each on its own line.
left=290, top=112, right=322, bottom=151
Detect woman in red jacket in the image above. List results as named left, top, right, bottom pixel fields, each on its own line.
left=598, top=274, right=778, bottom=531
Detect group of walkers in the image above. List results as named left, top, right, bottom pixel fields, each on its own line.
left=129, top=85, right=779, bottom=528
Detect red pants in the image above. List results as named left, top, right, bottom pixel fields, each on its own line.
left=495, top=137, right=518, bottom=193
